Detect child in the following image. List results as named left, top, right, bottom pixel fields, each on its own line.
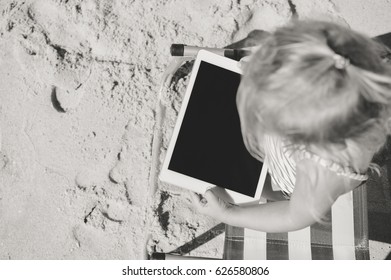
left=191, top=20, right=391, bottom=232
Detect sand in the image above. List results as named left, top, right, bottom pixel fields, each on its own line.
left=0, top=0, right=390, bottom=259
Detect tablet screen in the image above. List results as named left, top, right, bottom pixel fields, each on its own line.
left=168, top=61, right=263, bottom=197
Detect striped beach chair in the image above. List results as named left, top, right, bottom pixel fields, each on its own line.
left=223, top=183, right=369, bottom=260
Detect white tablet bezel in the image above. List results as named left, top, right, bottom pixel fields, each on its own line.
left=159, top=50, right=268, bottom=204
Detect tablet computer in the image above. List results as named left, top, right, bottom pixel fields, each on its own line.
left=159, top=50, right=267, bottom=204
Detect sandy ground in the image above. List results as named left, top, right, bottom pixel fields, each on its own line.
left=0, top=0, right=390, bottom=260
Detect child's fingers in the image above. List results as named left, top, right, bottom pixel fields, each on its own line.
left=190, top=192, right=207, bottom=210
left=189, top=191, right=200, bottom=203
left=206, top=186, right=235, bottom=204
left=190, top=192, right=202, bottom=205
left=204, top=189, right=215, bottom=199
left=203, top=188, right=221, bottom=205
left=190, top=187, right=223, bottom=211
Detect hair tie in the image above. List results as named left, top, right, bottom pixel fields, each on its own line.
left=333, top=54, right=350, bottom=69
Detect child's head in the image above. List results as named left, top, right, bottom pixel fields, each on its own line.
left=237, top=20, right=391, bottom=160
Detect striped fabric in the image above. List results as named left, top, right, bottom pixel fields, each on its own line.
left=263, top=134, right=296, bottom=196
left=223, top=186, right=369, bottom=260
left=263, top=134, right=368, bottom=197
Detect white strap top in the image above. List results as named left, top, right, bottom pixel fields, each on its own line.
left=263, top=134, right=368, bottom=197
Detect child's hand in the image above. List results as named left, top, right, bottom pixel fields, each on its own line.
left=191, top=187, right=234, bottom=221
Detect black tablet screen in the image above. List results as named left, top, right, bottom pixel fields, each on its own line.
left=168, top=61, right=263, bottom=197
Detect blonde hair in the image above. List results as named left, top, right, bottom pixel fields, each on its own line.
left=237, top=20, right=391, bottom=170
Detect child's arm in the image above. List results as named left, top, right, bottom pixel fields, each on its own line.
left=192, top=159, right=348, bottom=232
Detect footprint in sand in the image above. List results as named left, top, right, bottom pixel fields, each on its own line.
left=52, top=86, right=84, bottom=113
left=13, top=0, right=93, bottom=108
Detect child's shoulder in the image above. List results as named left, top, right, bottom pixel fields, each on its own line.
left=295, top=157, right=365, bottom=198
left=263, top=133, right=368, bottom=195
left=295, top=146, right=369, bottom=181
